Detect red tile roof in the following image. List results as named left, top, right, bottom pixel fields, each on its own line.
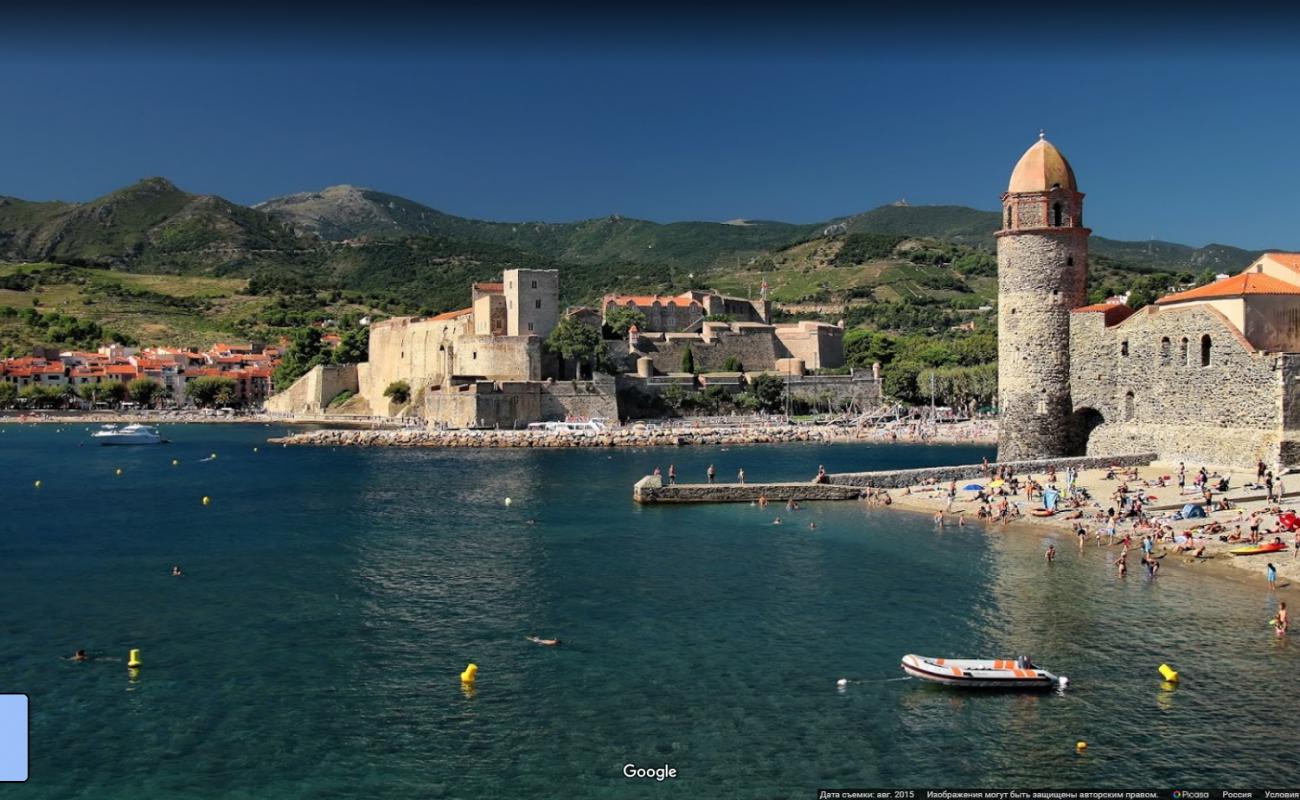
left=473, top=282, right=504, bottom=293
left=1156, top=272, right=1300, bottom=304
left=604, top=294, right=700, bottom=308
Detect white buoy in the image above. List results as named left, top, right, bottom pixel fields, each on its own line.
left=504, top=497, right=513, bottom=506
left=836, top=678, right=848, bottom=688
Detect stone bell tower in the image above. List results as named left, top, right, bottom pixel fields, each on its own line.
left=996, top=133, right=1090, bottom=462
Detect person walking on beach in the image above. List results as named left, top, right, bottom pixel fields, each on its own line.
left=1258, top=459, right=1267, bottom=484
left=1266, top=471, right=1275, bottom=504
left=668, top=464, right=676, bottom=485
left=707, top=464, right=716, bottom=484
left=1178, top=462, right=1186, bottom=494
left=1267, top=562, right=1278, bottom=591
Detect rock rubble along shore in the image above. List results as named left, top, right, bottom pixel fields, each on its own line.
left=267, top=421, right=993, bottom=449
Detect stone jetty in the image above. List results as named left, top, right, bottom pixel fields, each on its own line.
left=633, top=453, right=1157, bottom=503
left=267, top=423, right=983, bottom=449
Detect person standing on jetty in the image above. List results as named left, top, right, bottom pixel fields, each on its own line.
left=668, top=464, right=676, bottom=485
left=737, top=468, right=746, bottom=484
left=707, top=464, right=716, bottom=484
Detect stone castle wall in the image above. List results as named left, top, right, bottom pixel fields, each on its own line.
left=996, top=219, right=1088, bottom=461
left=264, top=364, right=358, bottom=414
left=359, top=316, right=540, bottom=414
left=419, top=378, right=618, bottom=429
left=636, top=328, right=780, bottom=374
left=1069, top=303, right=1297, bottom=469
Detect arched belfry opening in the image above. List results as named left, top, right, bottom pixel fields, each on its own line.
left=1052, top=202, right=1063, bottom=227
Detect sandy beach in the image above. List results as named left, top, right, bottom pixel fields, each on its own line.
left=884, top=460, right=1300, bottom=591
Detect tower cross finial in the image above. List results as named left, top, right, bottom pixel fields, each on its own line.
left=1039, top=129, right=1045, bottom=140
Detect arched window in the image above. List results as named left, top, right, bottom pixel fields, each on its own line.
left=1052, top=202, right=1063, bottom=227
left=1201, top=335, right=1212, bottom=366
left=1180, top=337, right=1189, bottom=364
left=1124, top=390, right=1135, bottom=421
left=1159, top=336, right=1170, bottom=363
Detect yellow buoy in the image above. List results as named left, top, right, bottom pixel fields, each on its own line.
left=115, top=468, right=122, bottom=476
left=34, top=480, right=41, bottom=489
left=1076, top=741, right=1087, bottom=751
left=202, top=496, right=211, bottom=506
left=1158, top=663, right=1178, bottom=683
left=460, top=663, right=478, bottom=684
left=127, top=649, right=141, bottom=668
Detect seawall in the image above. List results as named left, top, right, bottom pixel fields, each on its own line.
left=268, top=422, right=993, bottom=449
left=632, top=452, right=1157, bottom=503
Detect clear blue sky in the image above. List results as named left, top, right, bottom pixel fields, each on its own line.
left=1, top=4, right=1298, bottom=248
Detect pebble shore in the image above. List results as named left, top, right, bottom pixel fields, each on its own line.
left=267, top=421, right=995, bottom=449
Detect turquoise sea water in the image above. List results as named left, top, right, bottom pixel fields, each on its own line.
left=2, top=424, right=1298, bottom=798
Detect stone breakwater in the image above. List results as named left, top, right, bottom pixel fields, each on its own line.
left=267, top=424, right=989, bottom=449
left=632, top=452, right=1158, bottom=503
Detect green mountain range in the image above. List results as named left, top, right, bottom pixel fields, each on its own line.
left=0, top=178, right=1282, bottom=330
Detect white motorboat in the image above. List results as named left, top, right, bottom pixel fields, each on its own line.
left=91, top=423, right=164, bottom=446
left=901, top=654, right=1065, bottom=690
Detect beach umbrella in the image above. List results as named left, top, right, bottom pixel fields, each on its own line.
left=990, top=479, right=1005, bottom=488
left=963, top=483, right=984, bottom=491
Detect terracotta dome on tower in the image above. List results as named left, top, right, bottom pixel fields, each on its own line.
left=1007, top=134, right=1077, bottom=193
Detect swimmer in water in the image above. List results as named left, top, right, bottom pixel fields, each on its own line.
left=527, top=636, right=561, bottom=646
left=171, top=565, right=184, bottom=577
left=69, top=649, right=89, bottom=662
left=1045, top=544, right=1056, bottom=563
left=808, top=522, right=817, bottom=531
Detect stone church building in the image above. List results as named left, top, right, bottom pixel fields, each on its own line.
left=998, top=135, right=1300, bottom=470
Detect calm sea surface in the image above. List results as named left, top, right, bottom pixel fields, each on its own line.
left=1, top=424, right=1297, bottom=798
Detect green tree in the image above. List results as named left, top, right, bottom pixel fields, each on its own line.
left=332, top=327, right=369, bottom=365
left=743, top=373, right=785, bottom=413
left=0, top=382, right=17, bottom=408
left=545, top=317, right=605, bottom=377
left=188, top=376, right=238, bottom=407
left=19, top=384, right=63, bottom=409
left=603, top=306, right=647, bottom=337
left=843, top=329, right=897, bottom=369
left=383, top=380, right=411, bottom=405
left=882, top=360, right=924, bottom=403
left=680, top=346, right=696, bottom=374
left=127, top=378, right=163, bottom=407
left=721, top=355, right=744, bottom=372
left=273, top=327, right=328, bottom=391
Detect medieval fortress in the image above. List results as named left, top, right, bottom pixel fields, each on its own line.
left=271, top=135, right=1300, bottom=468
left=268, top=269, right=849, bottom=427
left=998, top=135, right=1300, bottom=470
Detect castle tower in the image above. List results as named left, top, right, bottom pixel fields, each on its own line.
left=504, top=268, right=559, bottom=339
left=996, top=134, right=1090, bottom=462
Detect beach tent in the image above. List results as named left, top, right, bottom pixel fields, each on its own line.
left=963, top=484, right=983, bottom=491
left=1043, top=490, right=1060, bottom=511
left=1181, top=503, right=1206, bottom=519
